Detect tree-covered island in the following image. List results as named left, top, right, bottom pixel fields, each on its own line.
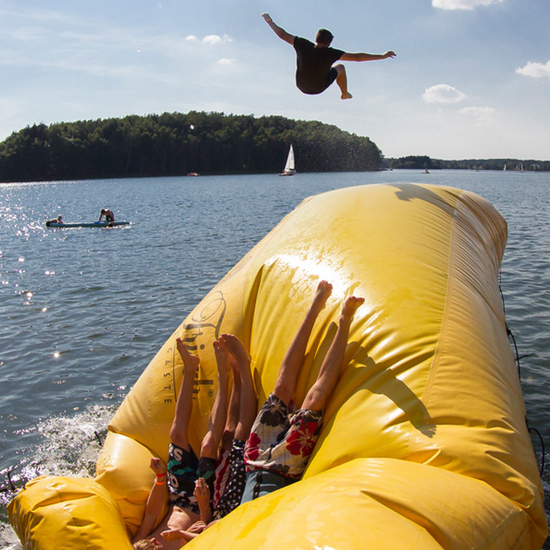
left=0, top=112, right=383, bottom=183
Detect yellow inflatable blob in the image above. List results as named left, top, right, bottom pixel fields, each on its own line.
left=9, top=183, right=548, bottom=549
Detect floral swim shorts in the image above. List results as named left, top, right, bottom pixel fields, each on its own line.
left=243, top=393, right=323, bottom=478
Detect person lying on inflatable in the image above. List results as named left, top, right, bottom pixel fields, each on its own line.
left=133, top=281, right=363, bottom=549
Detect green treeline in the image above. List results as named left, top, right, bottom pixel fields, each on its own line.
left=386, top=155, right=550, bottom=171
left=0, top=111, right=383, bottom=183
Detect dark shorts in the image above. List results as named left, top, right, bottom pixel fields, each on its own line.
left=298, top=67, right=338, bottom=95
left=241, top=469, right=297, bottom=504
left=324, top=67, right=339, bottom=91
left=213, top=439, right=247, bottom=519
left=167, top=443, right=217, bottom=515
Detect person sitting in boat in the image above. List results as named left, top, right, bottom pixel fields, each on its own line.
left=98, top=208, right=115, bottom=223
left=132, top=334, right=256, bottom=549
left=261, top=13, right=395, bottom=100
left=240, top=281, right=364, bottom=501
left=45, top=215, right=63, bottom=226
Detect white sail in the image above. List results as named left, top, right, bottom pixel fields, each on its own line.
left=280, top=144, right=296, bottom=176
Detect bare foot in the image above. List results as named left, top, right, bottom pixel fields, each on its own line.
left=176, top=337, right=199, bottom=371
left=341, top=92, right=353, bottom=100
left=311, top=280, right=333, bottom=315
left=220, top=334, right=251, bottom=368
left=213, top=339, right=231, bottom=382
left=341, top=295, right=364, bottom=321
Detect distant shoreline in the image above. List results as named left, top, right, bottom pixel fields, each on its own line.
left=384, top=156, right=550, bottom=172
left=2, top=165, right=549, bottom=186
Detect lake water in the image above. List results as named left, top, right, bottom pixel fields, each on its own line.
left=0, top=170, right=549, bottom=548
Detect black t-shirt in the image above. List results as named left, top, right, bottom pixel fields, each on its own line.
left=293, top=36, right=344, bottom=94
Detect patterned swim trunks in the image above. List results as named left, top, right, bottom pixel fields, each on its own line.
left=214, top=439, right=247, bottom=519
left=243, top=393, right=323, bottom=478
left=167, top=443, right=217, bottom=515
left=213, top=447, right=231, bottom=510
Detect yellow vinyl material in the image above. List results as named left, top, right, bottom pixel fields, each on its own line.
left=9, top=184, right=547, bottom=549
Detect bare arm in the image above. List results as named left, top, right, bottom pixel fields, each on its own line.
left=132, top=458, right=167, bottom=543
left=161, top=529, right=201, bottom=542
left=261, top=13, right=294, bottom=45
left=340, top=50, right=396, bottom=62
left=195, top=477, right=212, bottom=526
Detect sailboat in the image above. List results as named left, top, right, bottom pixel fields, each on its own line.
left=279, top=144, right=296, bottom=176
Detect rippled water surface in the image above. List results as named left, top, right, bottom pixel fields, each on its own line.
left=1, top=171, right=549, bottom=548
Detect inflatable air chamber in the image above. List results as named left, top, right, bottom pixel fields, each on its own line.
left=9, top=183, right=548, bottom=549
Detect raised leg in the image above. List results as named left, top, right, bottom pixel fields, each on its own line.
left=221, top=355, right=241, bottom=451
left=272, top=281, right=333, bottom=407
left=221, top=334, right=257, bottom=440
left=301, top=295, right=364, bottom=411
left=334, top=64, right=352, bottom=100
left=200, top=340, right=231, bottom=459
left=170, top=337, right=200, bottom=449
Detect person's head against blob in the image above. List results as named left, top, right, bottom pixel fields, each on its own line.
left=315, top=28, right=334, bottom=46
left=133, top=539, right=161, bottom=550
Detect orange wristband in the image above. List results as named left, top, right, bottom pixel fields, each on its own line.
left=156, top=473, right=166, bottom=485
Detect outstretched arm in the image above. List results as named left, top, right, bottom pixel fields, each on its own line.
left=261, top=13, right=294, bottom=45
left=195, top=477, right=212, bottom=526
left=340, top=50, right=396, bottom=62
left=132, top=458, right=167, bottom=543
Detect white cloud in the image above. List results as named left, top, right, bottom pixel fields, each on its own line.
left=432, top=0, right=505, bottom=10
left=422, top=84, right=466, bottom=104
left=186, top=35, right=198, bottom=42
left=217, top=58, right=234, bottom=65
left=203, top=35, right=221, bottom=45
left=516, top=60, right=550, bottom=79
left=459, top=106, right=496, bottom=124
left=203, top=34, right=232, bottom=45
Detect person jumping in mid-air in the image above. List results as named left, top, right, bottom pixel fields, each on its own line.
left=261, top=13, right=396, bottom=100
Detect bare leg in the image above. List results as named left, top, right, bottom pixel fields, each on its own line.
left=334, top=64, right=352, bottom=100
left=170, top=337, right=200, bottom=449
left=221, top=334, right=257, bottom=440
left=273, top=281, right=333, bottom=407
left=221, top=355, right=241, bottom=450
left=301, top=295, right=364, bottom=411
left=200, top=340, right=231, bottom=459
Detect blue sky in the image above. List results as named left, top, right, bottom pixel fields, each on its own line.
left=1, top=0, right=549, bottom=160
